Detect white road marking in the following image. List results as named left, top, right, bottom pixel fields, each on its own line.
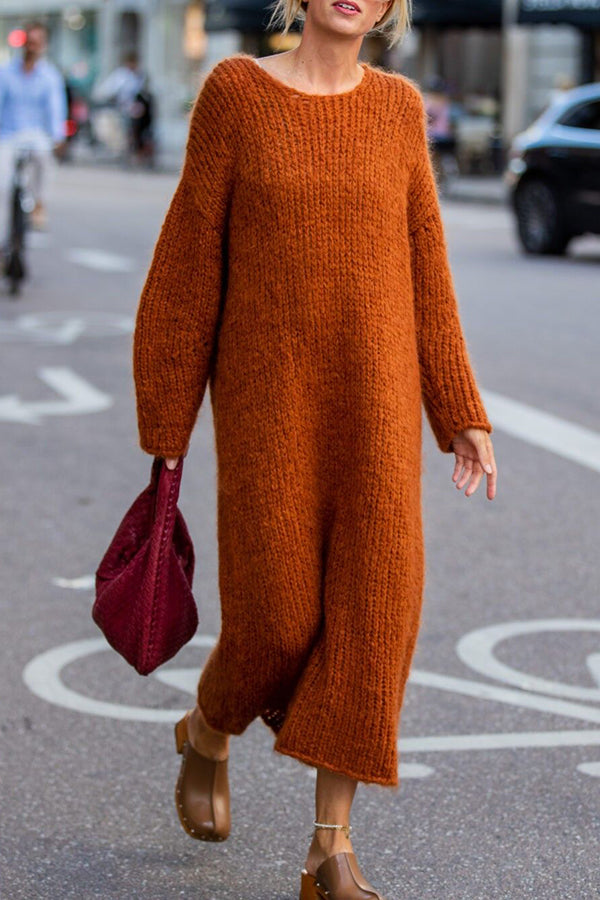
left=22, top=619, right=600, bottom=774
left=0, top=367, right=112, bottom=423
left=153, top=668, right=197, bottom=694
left=0, top=315, right=83, bottom=345
left=22, top=635, right=216, bottom=722
left=65, top=248, right=136, bottom=272
left=456, top=619, right=600, bottom=702
left=576, top=762, right=600, bottom=777
left=0, top=311, right=133, bottom=344
left=411, top=669, right=600, bottom=724
left=24, top=632, right=600, bottom=755
left=21, top=637, right=436, bottom=779
left=482, top=389, right=600, bottom=473
left=399, top=762, right=435, bottom=778
left=401, top=729, right=600, bottom=754
left=52, top=575, right=95, bottom=590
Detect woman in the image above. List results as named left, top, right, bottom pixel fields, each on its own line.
left=133, top=0, right=498, bottom=897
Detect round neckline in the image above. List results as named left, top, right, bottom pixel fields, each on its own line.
left=238, top=53, right=372, bottom=100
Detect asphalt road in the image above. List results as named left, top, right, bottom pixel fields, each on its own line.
left=1, top=163, right=599, bottom=900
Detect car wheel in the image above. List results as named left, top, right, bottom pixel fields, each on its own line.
left=515, top=179, right=570, bottom=255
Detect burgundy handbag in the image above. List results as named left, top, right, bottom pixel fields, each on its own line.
left=93, top=456, right=197, bottom=675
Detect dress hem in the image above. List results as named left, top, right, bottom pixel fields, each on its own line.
left=197, top=685, right=249, bottom=737
left=199, top=684, right=401, bottom=787
left=272, top=736, right=400, bottom=789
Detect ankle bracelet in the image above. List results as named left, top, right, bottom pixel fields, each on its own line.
left=313, top=820, right=352, bottom=840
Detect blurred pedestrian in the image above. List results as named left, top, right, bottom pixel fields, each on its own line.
left=128, top=74, right=155, bottom=167
left=0, top=20, right=67, bottom=247
left=424, top=75, right=453, bottom=140
left=423, top=74, right=457, bottom=185
left=92, top=51, right=145, bottom=162
left=132, top=1, right=497, bottom=898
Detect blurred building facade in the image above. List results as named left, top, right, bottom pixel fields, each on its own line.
left=0, top=0, right=235, bottom=157
left=0, top=1, right=598, bottom=163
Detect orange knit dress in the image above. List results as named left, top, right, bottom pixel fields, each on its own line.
left=133, top=52, right=493, bottom=787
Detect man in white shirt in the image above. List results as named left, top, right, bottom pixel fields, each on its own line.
left=0, top=20, right=67, bottom=245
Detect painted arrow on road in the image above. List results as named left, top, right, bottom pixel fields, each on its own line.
left=0, top=367, right=112, bottom=424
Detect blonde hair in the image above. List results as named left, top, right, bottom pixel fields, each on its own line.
left=266, top=0, right=412, bottom=50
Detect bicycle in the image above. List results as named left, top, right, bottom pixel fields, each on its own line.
left=3, top=144, right=37, bottom=297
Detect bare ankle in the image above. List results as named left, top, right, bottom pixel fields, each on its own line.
left=312, top=829, right=352, bottom=853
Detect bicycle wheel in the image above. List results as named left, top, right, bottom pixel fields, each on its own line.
left=5, top=184, right=27, bottom=296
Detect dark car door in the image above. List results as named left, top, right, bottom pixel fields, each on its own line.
left=555, top=99, right=600, bottom=234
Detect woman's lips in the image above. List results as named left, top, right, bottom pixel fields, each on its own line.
left=332, top=1, right=361, bottom=14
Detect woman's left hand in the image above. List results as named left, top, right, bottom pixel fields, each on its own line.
left=450, top=428, right=497, bottom=500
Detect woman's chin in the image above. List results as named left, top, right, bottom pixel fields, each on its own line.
left=322, top=11, right=365, bottom=37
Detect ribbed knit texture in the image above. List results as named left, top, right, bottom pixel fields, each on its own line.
left=133, top=52, right=493, bottom=786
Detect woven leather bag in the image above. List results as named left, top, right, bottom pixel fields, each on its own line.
left=93, top=456, right=197, bottom=675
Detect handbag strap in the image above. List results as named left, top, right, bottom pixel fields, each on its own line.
left=150, top=456, right=183, bottom=517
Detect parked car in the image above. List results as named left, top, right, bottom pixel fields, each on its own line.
left=505, top=82, right=600, bottom=255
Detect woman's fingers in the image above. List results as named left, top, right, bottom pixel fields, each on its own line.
left=477, top=435, right=495, bottom=476
left=452, top=455, right=464, bottom=484
left=451, top=430, right=497, bottom=500
left=477, top=435, right=497, bottom=500
left=464, top=463, right=484, bottom=496
left=456, top=457, right=473, bottom=490
left=485, top=452, right=498, bottom=500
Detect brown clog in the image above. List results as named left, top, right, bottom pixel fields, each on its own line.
left=299, top=851, right=387, bottom=899
left=174, top=709, right=230, bottom=841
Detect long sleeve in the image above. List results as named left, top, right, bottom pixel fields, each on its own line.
left=133, top=63, right=238, bottom=457
left=407, top=89, right=493, bottom=454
